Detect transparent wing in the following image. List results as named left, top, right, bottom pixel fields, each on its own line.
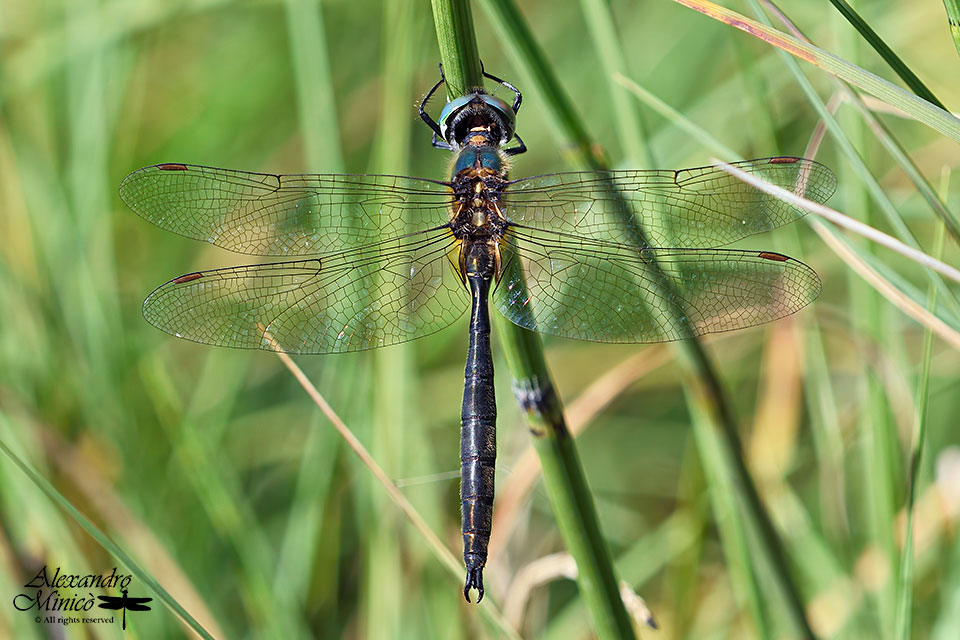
left=495, top=226, right=820, bottom=343
left=142, top=228, right=469, bottom=354
left=119, top=164, right=454, bottom=256
left=503, top=157, right=836, bottom=248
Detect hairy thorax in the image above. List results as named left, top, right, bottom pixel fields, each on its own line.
left=449, top=145, right=510, bottom=281
left=449, top=146, right=509, bottom=241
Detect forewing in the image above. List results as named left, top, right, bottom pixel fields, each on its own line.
left=495, top=227, right=820, bottom=343
left=503, top=157, right=836, bottom=248
left=142, top=228, right=468, bottom=354
left=119, top=164, right=454, bottom=256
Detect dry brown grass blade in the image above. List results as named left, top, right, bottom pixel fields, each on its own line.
left=810, top=220, right=960, bottom=352
left=670, top=0, right=960, bottom=142
left=502, top=552, right=657, bottom=631
left=716, top=160, right=960, bottom=286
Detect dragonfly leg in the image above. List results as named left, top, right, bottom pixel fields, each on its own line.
left=419, top=67, right=446, bottom=139
left=481, top=65, right=522, bottom=114
left=503, top=132, right=527, bottom=156
left=431, top=132, right=454, bottom=152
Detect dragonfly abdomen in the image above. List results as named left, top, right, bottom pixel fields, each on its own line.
left=460, top=240, right=497, bottom=602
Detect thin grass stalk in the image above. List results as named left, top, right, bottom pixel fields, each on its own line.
left=849, top=95, right=960, bottom=244
left=430, top=0, right=482, bottom=96
left=429, top=1, right=635, bottom=637
left=804, top=95, right=936, bottom=616
left=752, top=12, right=922, bottom=626
left=615, top=71, right=850, bottom=562
left=731, top=34, right=781, bottom=151
left=612, top=73, right=739, bottom=160
left=492, top=345, right=672, bottom=557
left=856, top=281, right=902, bottom=634
left=482, top=0, right=815, bottom=636
left=745, top=11, right=940, bottom=626
left=282, top=0, right=344, bottom=172
left=895, top=216, right=946, bottom=639
left=815, top=219, right=960, bottom=350
left=627, top=39, right=785, bottom=633
left=476, top=0, right=604, bottom=170
left=796, top=84, right=850, bottom=550
left=275, top=412, right=341, bottom=601
left=65, top=0, right=126, bottom=434
left=643, top=452, right=708, bottom=639
left=674, top=50, right=857, bottom=624
left=825, top=0, right=947, bottom=110
left=540, top=511, right=701, bottom=639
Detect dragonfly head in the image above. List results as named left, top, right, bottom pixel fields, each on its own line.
left=439, top=90, right=516, bottom=149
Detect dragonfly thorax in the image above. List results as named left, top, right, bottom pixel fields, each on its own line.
left=450, top=146, right=509, bottom=242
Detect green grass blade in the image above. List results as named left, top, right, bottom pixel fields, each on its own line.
left=716, top=161, right=960, bottom=287
left=273, top=347, right=522, bottom=639
left=686, top=396, right=772, bottom=638
left=848, top=95, right=960, bottom=246
left=671, top=0, right=960, bottom=143
left=612, top=72, right=739, bottom=160
left=577, top=0, right=654, bottom=167
left=283, top=0, right=344, bottom=172
left=274, top=0, right=351, bottom=625
left=141, top=355, right=306, bottom=637
left=762, top=0, right=960, bottom=245
left=944, top=1, right=960, bottom=59
left=477, top=0, right=605, bottom=169
left=430, top=0, right=483, bottom=98
left=895, top=218, right=943, bottom=638
left=613, top=67, right=857, bottom=634
left=825, top=0, right=947, bottom=109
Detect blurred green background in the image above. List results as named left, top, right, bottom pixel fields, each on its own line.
left=2, top=0, right=960, bottom=638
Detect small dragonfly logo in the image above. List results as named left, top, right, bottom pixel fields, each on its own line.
left=97, top=588, right=152, bottom=630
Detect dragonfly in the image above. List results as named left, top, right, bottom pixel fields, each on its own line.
left=97, top=588, right=153, bottom=630
left=120, top=67, right=836, bottom=603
